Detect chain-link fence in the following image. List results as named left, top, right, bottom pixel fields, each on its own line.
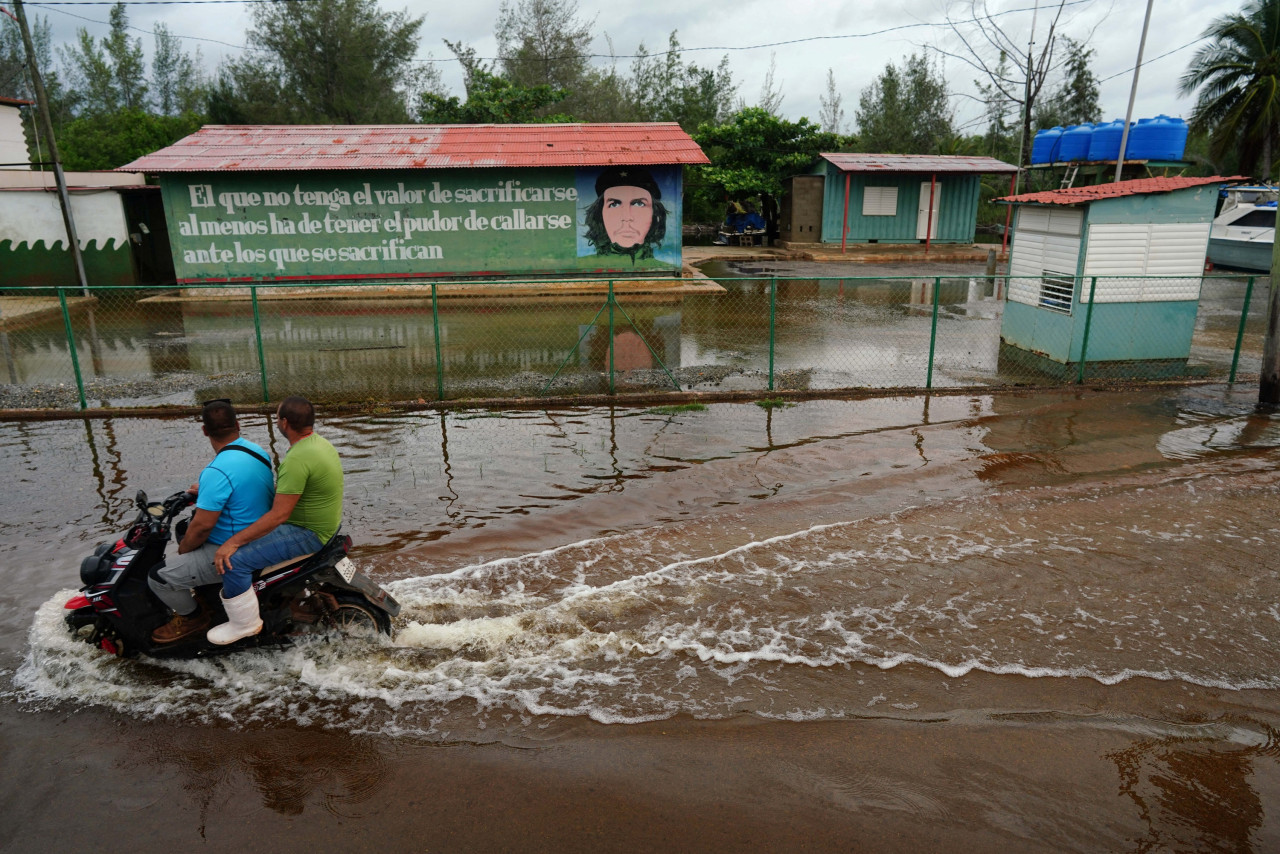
left=0, top=273, right=1270, bottom=410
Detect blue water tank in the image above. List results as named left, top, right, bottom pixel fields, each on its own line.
left=1057, top=124, right=1093, bottom=161
left=1088, top=119, right=1129, bottom=161
left=1031, top=127, right=1064, bottom=164
left=1126, top=115, right=1188, bottom=160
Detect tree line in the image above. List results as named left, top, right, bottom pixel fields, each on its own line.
left=1, top=0, right=1273, bottom=224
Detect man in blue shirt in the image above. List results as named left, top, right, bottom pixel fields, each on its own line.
left=149, top=399, right=274, bottom=643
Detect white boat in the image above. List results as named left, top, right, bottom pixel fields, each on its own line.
left=1207, top=185, right=1277, bottom=273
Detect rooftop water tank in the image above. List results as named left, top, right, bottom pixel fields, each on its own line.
left=1125, top=115, right=1188, bottom=161
left=1031, top=127, right=1064, bottom=164
left=1057, top=124, right=1093, bottom=161
left=1088, top=120, right=1131, bottom=161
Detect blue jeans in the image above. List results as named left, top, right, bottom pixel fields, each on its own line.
left=226, top=523, right=324, bottom=597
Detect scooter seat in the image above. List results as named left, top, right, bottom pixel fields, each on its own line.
left=259, top=552, right=317, bottom=574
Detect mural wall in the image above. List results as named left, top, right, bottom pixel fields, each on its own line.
left=0, top=189, right=136, bottom=287
left=159, top=165, right=684, bottom=282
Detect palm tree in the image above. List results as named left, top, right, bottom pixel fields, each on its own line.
left=1180, top=1, right=1280, bottom=180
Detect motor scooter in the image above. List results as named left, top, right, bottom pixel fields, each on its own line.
left=63, top=489, right=399, bottom=658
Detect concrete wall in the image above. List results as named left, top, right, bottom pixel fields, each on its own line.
left=0, top=188, right=137, bottom=287
left=0, top=104, right=28, bottom=170
left=780, top=175, right=824, bottom=242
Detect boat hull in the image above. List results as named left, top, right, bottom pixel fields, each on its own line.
left=1207, top=236, right=1272, bottom=273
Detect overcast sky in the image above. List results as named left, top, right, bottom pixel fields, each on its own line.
left=26, top=0, right=1246, bottom=130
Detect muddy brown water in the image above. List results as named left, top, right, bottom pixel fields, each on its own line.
left=2, top=384, right=1279, bottom=852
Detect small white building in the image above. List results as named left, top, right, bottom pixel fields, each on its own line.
left=0, top=95, right=170, bottom=287
left=0, top=96, right=31, bottom=169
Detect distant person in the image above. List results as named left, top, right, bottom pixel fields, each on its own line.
left=743, top=200, right=766, bottom=231
left=149, top=399, right=274, bottom=644
left=583, top=166, right=668, bottom=261
left=209, top=396, right=344, bottom=645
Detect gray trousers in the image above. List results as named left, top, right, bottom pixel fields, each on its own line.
left=148, top=541, right=223, bottom=615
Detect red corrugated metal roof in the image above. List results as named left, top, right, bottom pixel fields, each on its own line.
left=997, top=175, right=1249, bottom=205
left=119, top=123, right=710, bottom=172
left=0, top=95, right=34, bottom=107
left=820, top=153, right=1018, bottom=174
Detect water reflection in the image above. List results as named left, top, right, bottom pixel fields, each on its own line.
left=3, top=277, right=1019, bottom=405
left=1110, top=726, right=1277, bottom=852
left=145, top=727, right=388, bottom=821
left=2, top=272, right=1265, bottom=406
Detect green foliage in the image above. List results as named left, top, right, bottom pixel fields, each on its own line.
left=627, top=32, right=737, bottom=131
left=645, top=403, right=707, bottom=415
left=214, top=0, right=431, bottom=123
left=58, top=3, right=147, bottom=116
left=1, top=13, right=69, bottom=128
left=151, top=24, right=205, bottom=116
left=694, top=108, right=839, bottom=197
left=496, top=0, right=592, bottom=92
left=818, top=68, right=845, bottom=134
left=418, top=69, right=568, bottom=123
left=1180, top=0, right=1280, bottom=180
left=854, top=54, right=953, bottom=154
left=58, top=108, right=203, bottom=170
left=754, top=398, right=793, bottom=409
left=1034, top=38, right=1101, bottom=130
left=103, top=3, right=145, bottom=111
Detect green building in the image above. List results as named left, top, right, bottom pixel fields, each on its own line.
left=121, top=123, right=709, bottom=283
left=780, top=153, right=1017, bottom=248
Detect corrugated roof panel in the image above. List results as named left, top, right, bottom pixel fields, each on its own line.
left=119, top=123, right=710, bottom=172
left=997, top=175, right=1248, bottom=205
left=821, top=152, right=1018, bottom=174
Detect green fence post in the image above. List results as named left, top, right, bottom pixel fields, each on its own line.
left=1077, top=276, right=1099, bottom=384
left=57, top=287, right=87, bottom=410
left=432, top=282, right=445, bottom=400
left=768, top=276, right=777, bottom=391
left=608, top=280, right=616, bottom=395
left=1229, top=276, right=1257, bottom=384
left=251, top=285, right=269, bottom=403
left=925, top=276, right=941, bottom=390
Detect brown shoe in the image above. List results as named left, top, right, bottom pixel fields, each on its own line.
left=151, top=607, right=212, bottom=644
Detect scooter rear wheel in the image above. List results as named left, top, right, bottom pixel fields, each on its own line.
left=318, top=593, right=391, bottom=638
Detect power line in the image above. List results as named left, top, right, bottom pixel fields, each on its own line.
left=22, top=0, right=1100, bottom=65
left=30, top=0, right=314, bottom=4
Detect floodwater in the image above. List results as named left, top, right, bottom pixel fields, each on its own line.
left=3, top=384, right=1280, bottom=851
left=2, top=266, right=1267, bottom=406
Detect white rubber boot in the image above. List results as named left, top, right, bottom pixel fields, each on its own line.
left=207, top=588, right=263, bottom=645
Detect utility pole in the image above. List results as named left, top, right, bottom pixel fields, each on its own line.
left=10, top=0, right=90, bottom=295
left=1013, top=0, right=1041, bottom=195
left=1115, top=0, right=1154, bottom=183
left=1263, top=235, right=1280, bottom=404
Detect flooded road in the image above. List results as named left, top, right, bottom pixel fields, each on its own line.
left=2, top=268, right=1267, bottom=408
left=3, top=385, right=1280, bottom=851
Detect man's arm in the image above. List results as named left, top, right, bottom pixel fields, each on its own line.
left=213, top=492, right=301, bottom=573
left=178, top=508, right=219, bottom=554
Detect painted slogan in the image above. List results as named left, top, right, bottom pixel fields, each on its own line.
left=160, top=166, right=683, bottom=281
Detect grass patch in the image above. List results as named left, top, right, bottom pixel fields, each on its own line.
left=754, top=398, right=794, bottom=410
left=645, top=403, right=708, bottom=415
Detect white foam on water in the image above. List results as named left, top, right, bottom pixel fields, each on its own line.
left=14, top=491, right=1280, bottom=737
left=397, top=615, right=523, bottom=651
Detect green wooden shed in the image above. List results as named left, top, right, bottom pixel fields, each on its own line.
left=817, top=153, right=1017, bottom=250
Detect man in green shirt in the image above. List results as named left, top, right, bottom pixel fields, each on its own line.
left=207, top=395, right=344, bottom=644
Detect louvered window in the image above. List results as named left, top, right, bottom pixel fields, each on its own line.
left=862, top=186, right=898, bottom=216
left=1039, top=274, right=1075, bottom=314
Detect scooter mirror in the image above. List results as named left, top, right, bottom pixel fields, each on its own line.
left=135, top=489, right=148, bottom=508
